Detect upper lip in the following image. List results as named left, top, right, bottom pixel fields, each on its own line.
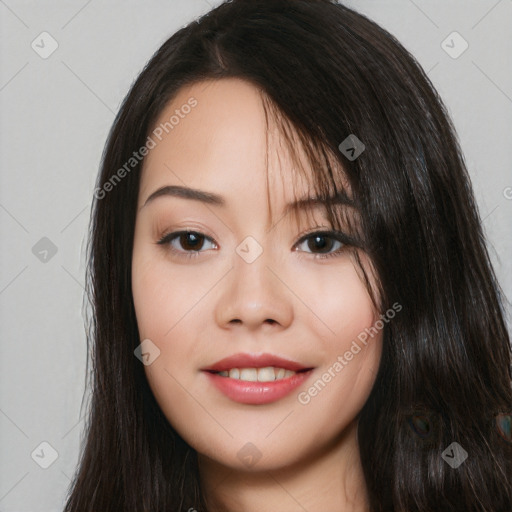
left=201, top=353, right=312, bottom=372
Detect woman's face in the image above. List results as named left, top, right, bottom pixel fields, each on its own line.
left=132, top=78, right=383, bottom=471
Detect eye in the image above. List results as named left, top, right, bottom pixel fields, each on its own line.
left=156, top=230, right=217, bottom=258
left=294, top=230, right=347, bottom=259
left=156, top=228, right=349, bottom=260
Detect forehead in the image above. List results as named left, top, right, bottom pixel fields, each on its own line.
left=139, top=78, right=316, bottom=203
left=137, top=77, right=354, bottom=234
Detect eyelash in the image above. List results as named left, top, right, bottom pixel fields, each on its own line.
left=156, top=228, right=349, bottom=260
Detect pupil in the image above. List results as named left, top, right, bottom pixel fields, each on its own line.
left=182, top=232, right=202, bottom=250
left=310, top=235, right=331, bottom=253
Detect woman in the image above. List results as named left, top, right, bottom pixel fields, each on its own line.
left=64, top=0, right=512, bottom=510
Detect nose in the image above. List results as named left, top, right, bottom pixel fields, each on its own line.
left=214, top=244, right=294, bottom=332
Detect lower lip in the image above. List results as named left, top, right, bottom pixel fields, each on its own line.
left=203, top=370, right=313, bottom=405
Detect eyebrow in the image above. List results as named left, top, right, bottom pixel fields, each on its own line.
left=141, top=184, right=354, bottom=213
left=143, top=185, right=224, bottom=209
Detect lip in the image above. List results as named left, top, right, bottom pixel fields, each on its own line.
left=201, top=352, right=314, bottom=405
left=201, top=352, right=311, bottom=372
left=204, top=369, right=314, bottom=405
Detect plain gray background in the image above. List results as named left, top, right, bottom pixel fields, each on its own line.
left=1, top=1, right=511, bottom=510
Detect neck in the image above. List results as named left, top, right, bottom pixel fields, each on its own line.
left=198, top=420, right=370, bottom=512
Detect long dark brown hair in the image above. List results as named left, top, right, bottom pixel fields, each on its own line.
left=63, top=1, right=512, bottom=510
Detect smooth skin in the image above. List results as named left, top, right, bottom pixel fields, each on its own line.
left=131, top=78, right=383, bottom=512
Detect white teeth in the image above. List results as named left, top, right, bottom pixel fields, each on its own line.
left=216, top=367, right=300, bottom=382
left=239, top=368, right=258, bottom=381
left=257, top=367, right=276, bottom=382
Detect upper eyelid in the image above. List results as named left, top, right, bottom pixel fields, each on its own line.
left=296, top=229, right=341, bottom=240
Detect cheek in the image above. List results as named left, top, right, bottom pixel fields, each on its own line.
left=131, top=248, right=212, bottom=382
left=293, top=257, right=377, bottom=343
left=132, top=250, right=209, bottom=340
left=132, top=259, right=175, bottom=338
left=292, top=258, right=382, bottom=416
left=132, top=254, right=209, bottom=427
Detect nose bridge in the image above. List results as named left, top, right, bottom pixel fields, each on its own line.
left=214, top=233, right=294, bottom=330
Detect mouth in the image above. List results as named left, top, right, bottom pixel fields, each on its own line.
left=201, top=353, right=315, bottom=405
left=204, top=366, right=312, bottom=382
